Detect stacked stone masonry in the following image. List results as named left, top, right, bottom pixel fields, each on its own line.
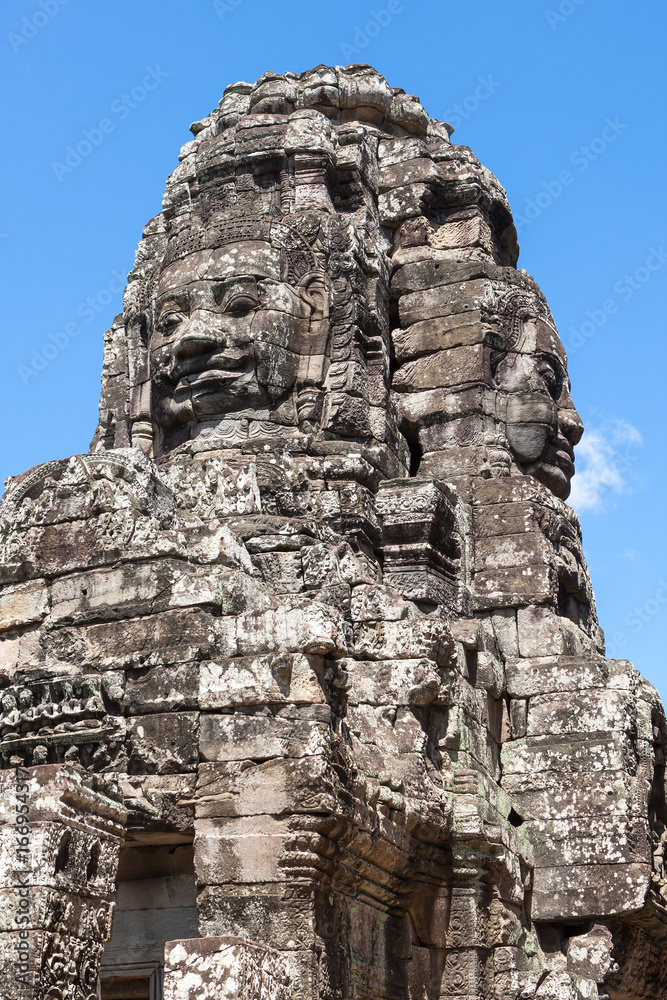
left=0, top=65, right=665, bottom=999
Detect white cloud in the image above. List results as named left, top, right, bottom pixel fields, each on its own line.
left=569, top=418, right=643, bottom=513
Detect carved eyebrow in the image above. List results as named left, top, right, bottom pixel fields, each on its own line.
left=157, top=294, right=189, bottom=310
left=156, top=296, right=190, bottom=321
left=216, top=277, right=260, bottom=310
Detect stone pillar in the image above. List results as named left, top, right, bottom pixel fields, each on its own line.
left=0, top=764, right=125, bottom=999
left=375, top=478, right=466, bottom=611
left=193, top=698, right=335, bottom=1000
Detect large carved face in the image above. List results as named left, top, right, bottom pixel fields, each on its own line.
left=149, top=242, right=328, bottom=435
left=491, top=313, right=583, bottom=500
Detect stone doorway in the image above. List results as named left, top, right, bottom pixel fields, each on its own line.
left=100, top=963, right=163, bottom=999
left=101, top=976, right=151, bottom=998
left=100, top=839, right=196, bottom=1000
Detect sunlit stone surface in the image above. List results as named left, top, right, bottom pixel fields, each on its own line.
left=0, top=65, right=665, bottom=1000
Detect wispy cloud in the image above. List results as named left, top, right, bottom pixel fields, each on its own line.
left=569, top=418, right=643, bottom=512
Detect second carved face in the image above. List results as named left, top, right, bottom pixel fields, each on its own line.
left=490, top=313, right=583, bottom=499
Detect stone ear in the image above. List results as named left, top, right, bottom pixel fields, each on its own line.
left=300, top=274, right=330, bottom=324
left=296, top=275, right=331, bottom=418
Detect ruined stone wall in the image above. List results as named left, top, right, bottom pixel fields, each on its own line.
left=0, top=65, right=665, bottom=1000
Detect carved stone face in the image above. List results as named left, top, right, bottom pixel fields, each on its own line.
left=18, top=690, right=33, bottom=710
left=1, top=694, right=16, bottom=714
left=150, top=243, right=328, bottom=437
left=492, top=315, right=583, bottom=500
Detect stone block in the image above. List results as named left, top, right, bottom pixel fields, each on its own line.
left=501, top=734, right=626, bottom=777
left=526, top=690, right=632, bottom=738
left=532, top=863, right=651, bottom=921
left=392, top=345, right=485, bottom=392
left=0, top=633, right=20, bottom=677
left=379, top=157, right=441, bottom=193
left=517, top=605, right=571, bottom=656
left=125, top=662, right=201, bottom=714
left=84, top=608, right=215, bottom=665
left=127, top=713, right=199, bottom=774
left=566, top=924, right=614, bottom=983
left=199, top=713, right=330, bottom=763
left=0, top=580, right=49, bottom=633
left=487, top=609, right=519, bottom=658
left=199, top=654, right=326, bottom=709
left=393, top=315, right=482, bottom=362
left=502, top=769, right=637, bottom=821
left=194, top=815, right=291, bottom=885
left=396, top=276, right=489, bottom=324
left=197, top=882, right=318, bottom=948
left=345, top=658, right=443, bottom=707
left=527, top=814, right=650, bottom=867
left=473, top=501, right=542, bottom=538
left=474, top=567, right=558, bottom=611
left=195, top=756, right=334, bottom=818
left=474, top=532, right=552, bottom=574
left=505, top=656, right=610, bottom=697
left=353, top=619, right=454, bottom=665
left=49, top=560, right=266, bottom=624
left=212, top=605, right=347, bottom=659
left=350, top=584, right=413, bottom=623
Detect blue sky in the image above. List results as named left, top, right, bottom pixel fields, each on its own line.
left=1, top=0, right=666, bottom=695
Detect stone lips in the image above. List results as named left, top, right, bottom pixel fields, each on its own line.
left=0, top=64, right=665, bottom=999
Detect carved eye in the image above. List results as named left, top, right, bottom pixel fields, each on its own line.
left=220, top=277, right=260, bottom=315
left=224, top=292, right=258, bottom=315
left=157, top=304, right=188, bottom=334
left=536, top=353, right=564, bottom=400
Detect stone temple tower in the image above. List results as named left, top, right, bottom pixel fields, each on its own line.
left=0, top=64, right=665, bottom=1000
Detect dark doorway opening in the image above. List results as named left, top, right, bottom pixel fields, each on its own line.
left=408, top=435, right=423, bottom=477
left=101, top=977, right=150, bottom=999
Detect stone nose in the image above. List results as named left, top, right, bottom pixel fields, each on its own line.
left=172, top=330, right=224, bottom=364
left=559, top=407, right=584, bottom=447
